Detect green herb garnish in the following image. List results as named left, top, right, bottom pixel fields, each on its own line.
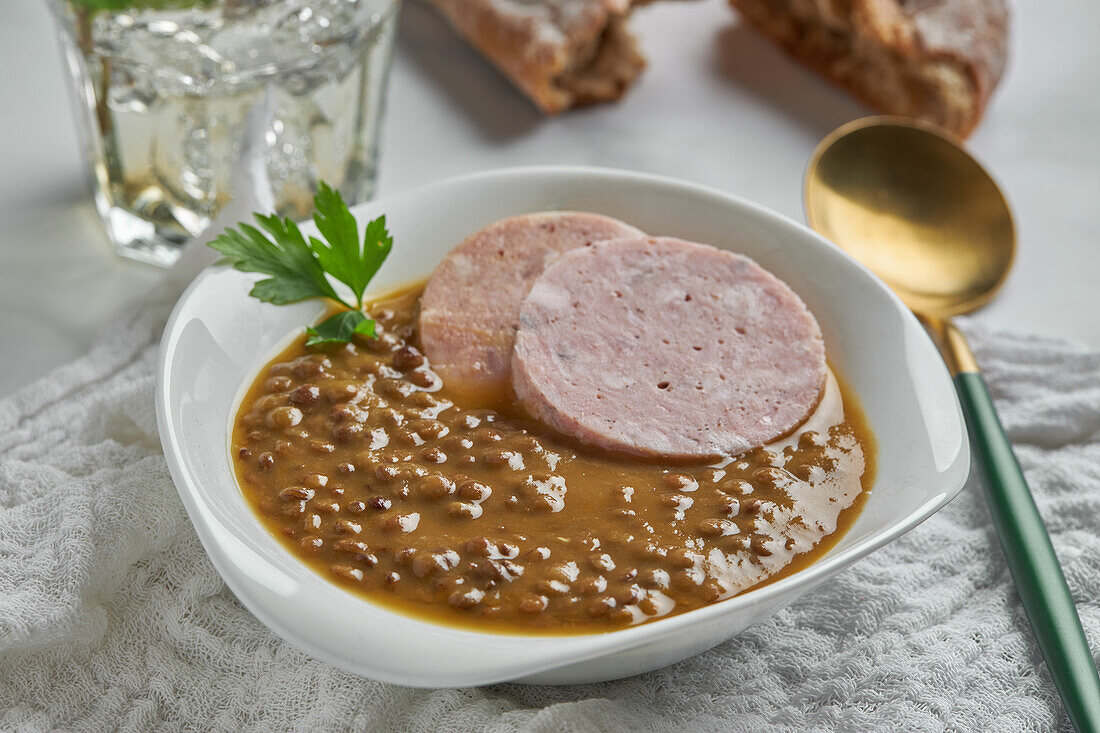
left=67, top=0, right=216, bottom=12
left=209, top=182, right=393, bottom=348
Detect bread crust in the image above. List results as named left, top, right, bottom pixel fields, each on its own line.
left=429, top=0, right=648, bottom=114
left=729, top=0, right=1009, bottom=137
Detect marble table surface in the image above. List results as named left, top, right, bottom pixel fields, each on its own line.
left=1, top=0, right=1097, bottom=398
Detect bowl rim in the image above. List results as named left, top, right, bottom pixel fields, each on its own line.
left=156, top=164, right=970, bottom=686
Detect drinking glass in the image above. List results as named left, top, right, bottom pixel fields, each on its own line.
left=47, top=0, right=401, bottom=266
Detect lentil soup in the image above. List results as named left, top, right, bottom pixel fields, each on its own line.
left=231, top=283, right=875, bottom=634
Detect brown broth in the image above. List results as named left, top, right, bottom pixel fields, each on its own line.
left=231, top=283, right=875, bottom=634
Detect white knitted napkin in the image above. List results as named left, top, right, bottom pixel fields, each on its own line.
left=2, top=230, right=1098, bottom=729
left=2, top=294, right=1097, bottom=733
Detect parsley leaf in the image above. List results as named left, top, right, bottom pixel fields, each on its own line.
left=305, top=310, right=377, bottom=347
left=310, top=183, right=393, bottom=306
left=209, top=213, right=343, bottom=306
left=208, top=183, right=393, bottom=348
left=68, top=0, right=215, bottom=12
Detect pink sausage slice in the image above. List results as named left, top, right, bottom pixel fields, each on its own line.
left=419, top=212, right=642, bottom=397
left=512, top=237, right=827, bottom=460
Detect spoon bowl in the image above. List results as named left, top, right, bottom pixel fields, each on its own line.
left=805, top=117, right=1014, bottom=318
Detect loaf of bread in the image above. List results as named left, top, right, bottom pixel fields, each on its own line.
left=728, top=0, right=1009, bottom=137
left=429, top=0, right=651, bottom=114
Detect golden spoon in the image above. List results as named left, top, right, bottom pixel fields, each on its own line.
left=805, top=116, right=1100, bottom=732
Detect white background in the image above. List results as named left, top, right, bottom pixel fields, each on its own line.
left=1, top=0, right=1097, bottom=397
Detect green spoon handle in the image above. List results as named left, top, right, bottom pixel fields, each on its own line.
left=955, top=370, right=1100, bottom=731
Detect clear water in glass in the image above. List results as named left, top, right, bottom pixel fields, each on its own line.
left=49, top=0, right=401, bottom=266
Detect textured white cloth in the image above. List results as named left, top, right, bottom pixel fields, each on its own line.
left=1, top=279, right=1098, bottom=731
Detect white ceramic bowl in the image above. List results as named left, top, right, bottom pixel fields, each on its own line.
left=156, top=166, right=969, bottom=688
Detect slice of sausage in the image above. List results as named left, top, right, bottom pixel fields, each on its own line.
left=418, top=212, right=642, bottom=400
left=511, top=236, right=827, bottom=460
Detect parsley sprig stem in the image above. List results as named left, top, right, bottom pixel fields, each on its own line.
left=209, top=183, right=393, bottom=347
